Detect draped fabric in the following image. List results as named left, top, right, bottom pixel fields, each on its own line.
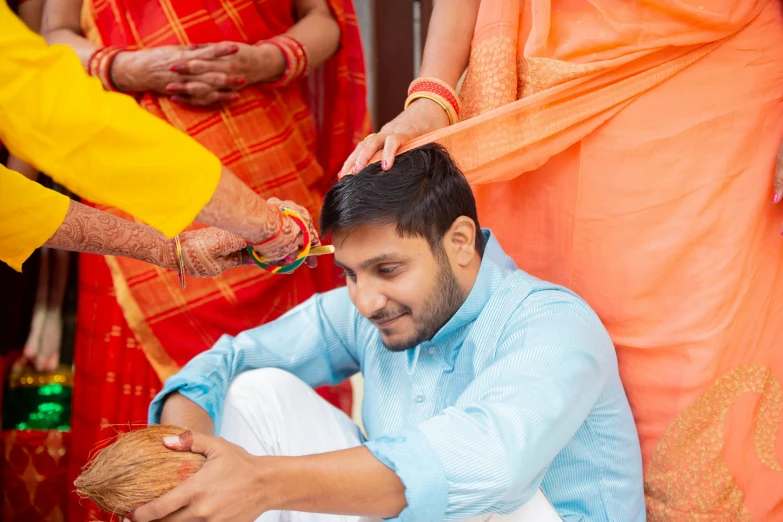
left=69, top=1, right=368, bottom=521
left=394, top=1, right=783, bottom=519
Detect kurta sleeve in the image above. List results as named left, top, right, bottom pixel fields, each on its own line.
left=0, top=4, right=221, bottom=238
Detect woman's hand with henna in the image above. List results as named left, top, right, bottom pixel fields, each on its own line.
left=111, top=44, right=244, bottom=105
left=164, top=42, right=286, bottom=106
left=176, top=228, right=249, bottom=277
left=251, top=198, right=321, bottom=268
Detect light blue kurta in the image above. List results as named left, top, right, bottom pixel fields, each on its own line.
left=150, top=230, right=645, bottom=522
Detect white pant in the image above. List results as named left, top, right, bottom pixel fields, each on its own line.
left=220, top=368, right=561, bottom=522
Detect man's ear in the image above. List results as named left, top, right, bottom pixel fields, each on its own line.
left=445, top=216, right=477, bottom=267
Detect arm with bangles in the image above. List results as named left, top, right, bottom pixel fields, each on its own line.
left=41, top=169, right=318, bottom=276
left=340, top=0, right=481, bottom=176
left=46, top=199, right=246, bottom=278
left=41, top=0, right=340, bottom=106
left=198, top=166, right=319, bottom=263
left=154, top=0, right=342, bottom=104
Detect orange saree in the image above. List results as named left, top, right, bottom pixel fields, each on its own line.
left=399, top=0, right=783, bottom=519
left=69, top=1, right=368, bottom=521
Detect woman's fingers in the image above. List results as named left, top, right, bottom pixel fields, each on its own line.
left=352, top=133, right=386, bottom=173
left=381, top=132, right=407, bottom=171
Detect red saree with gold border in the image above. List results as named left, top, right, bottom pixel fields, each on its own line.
left=69, top=2, right=368, bottom=521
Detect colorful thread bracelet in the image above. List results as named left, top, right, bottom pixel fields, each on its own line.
left=405, top=77, right=461, bottom=124
left=256, top=35, right=309, bottom=87
left=247, top=208, right=312, bottom=274
left=87, top=46, right=125, bottom=92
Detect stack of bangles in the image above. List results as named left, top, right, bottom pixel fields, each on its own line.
left=247, top=207, right=312, bottom=274
left=87, top=46, right=125, bottom=91
left=256, top=34, right=309, bottom=87
left=404, top=77, right=461, bottom=125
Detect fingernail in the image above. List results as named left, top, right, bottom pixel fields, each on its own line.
left=351, top=163, right=361, bottom=174
left=381, top=160, right=388, bottom=170
left=284, top=256, right=295, bottom=264
left=235, top=77, right=246, bottom=86
left=169, top=64, right=181, bottom=72
left=166, top=85, right=176, bottom=92
left=163, top=435, right=180, bottom=446
left=231, top=45, right=239, bottom=53
left=188, top=43, right=199, bottom=50
left=230, top=93, right=240, bottom=101
left=774, top=193, right=780, bottom=204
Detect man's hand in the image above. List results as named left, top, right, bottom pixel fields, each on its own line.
left=129, top=431, right=266, bottom=522
left=129, top=433, right=407, bottom=522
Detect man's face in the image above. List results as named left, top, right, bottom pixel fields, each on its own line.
left=333, top=222, right=465, bottom=352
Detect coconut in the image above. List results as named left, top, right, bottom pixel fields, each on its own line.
left=74, top=425, right=205, bottom=517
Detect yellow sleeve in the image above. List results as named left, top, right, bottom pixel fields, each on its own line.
left=0, top=165, right=71, bottom=272
left=0, top=2, right=220, bottom=238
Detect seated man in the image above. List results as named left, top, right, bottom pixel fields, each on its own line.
left=140, top=144, right=645, bottom=522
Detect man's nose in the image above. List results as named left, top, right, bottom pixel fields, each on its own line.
left=353, top=278, right=387, bottom=318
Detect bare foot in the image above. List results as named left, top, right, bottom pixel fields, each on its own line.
left=36, top=308, right=62, bottom=372
left=23, top=305, right=46, bottom=362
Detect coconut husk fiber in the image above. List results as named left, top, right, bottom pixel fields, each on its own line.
left=75, top=425, right=205, bottom=517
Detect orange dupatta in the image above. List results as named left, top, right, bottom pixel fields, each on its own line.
left=394, top=0, right=783, bottom=519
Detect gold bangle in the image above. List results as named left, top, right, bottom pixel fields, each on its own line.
left=404, top=92, right=457, bottom=125
left=175, top=235, right=186, bottom=290
left=407, top=77, right=462, bottom=116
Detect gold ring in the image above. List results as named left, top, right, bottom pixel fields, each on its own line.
left=363, top=133, right=376, bottom=141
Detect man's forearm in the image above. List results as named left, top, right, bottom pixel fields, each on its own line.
left=159, top=392, right=216, bottom=436
left=257, top=446, right=407, bottom=518
left=196, top=167, right=281, bottom=245
left=44, top=200, right=177, bottom=269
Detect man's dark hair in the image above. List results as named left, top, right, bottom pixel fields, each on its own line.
left=321, top=143, right=484, bottom=255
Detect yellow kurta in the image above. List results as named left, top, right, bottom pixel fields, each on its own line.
left=0, top=1, right=221, bottom=270
left=0, top=165, right=70, bottom=271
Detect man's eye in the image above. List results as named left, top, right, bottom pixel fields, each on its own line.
left=340, top=271, right=357, bottom=281
left=378, top=266, right=399, bottom=276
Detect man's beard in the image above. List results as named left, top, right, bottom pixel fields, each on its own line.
left=378, top=256, right=465, bottom=352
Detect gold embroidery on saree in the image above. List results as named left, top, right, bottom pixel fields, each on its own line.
left=645, top=364, right=783, bottom=521
left=460, top=36, right=518, bottom=120
left=519, top=57, right=601, bottom=98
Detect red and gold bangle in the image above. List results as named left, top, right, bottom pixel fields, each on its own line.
left=87, top=46, right=125, bottom=92
left=256, top=35, right=309, bottom=87
left=247, top=208, right=312, bottom=274
left=405, top=77, right=461, bottom=124
left=404, top=92, right=458, bottom=125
